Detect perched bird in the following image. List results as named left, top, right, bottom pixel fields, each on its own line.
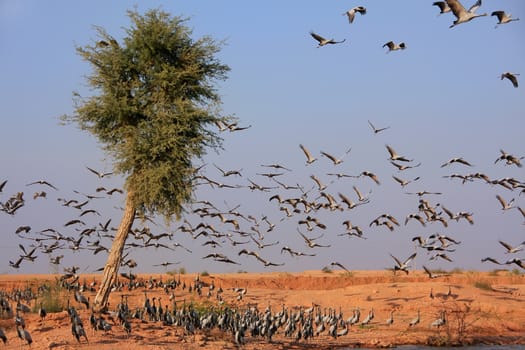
left=500, top=72, right=519, bottom=88
left=0, top=327, right=6, bottom=344
left=491, top=11, right=519, bottom=27
left=383, top=41, right=406, bottom=52
left=310, top=32, right=346, bottom=47
left=17, top=326, right=32, bottom=345
left=445, top=0, right=487, bottom=28
left=409, top=309, right=420, bottom=327
left=342, top=6, right=367, bottom=24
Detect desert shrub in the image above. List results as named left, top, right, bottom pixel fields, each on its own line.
left=321, top=266, right=332, bottom=273
left=473, top=281, right=491, bottom=291
left=200, top=270, right=209, bottom=277
left=178, top=267, right=187, bottom=275
left=34, top=279, right=67, bottom=313
left=509, top=268, right=522, bottom=276
left=428, top=302, right=479, bottom=346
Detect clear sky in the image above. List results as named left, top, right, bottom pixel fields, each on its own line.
left=1, top=1, right=524, bottom=275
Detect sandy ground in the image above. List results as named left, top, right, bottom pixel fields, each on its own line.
left=0, top=269, right=524, bottom=349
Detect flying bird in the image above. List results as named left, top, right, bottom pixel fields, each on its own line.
left=496, top=194, right=514, bottom=211
left=310, top=32, right=346, bottom=47
left=386, top=145, right=413, bottom=162
left=440, top=157, right=473, bottom=167
left=423, top=265, right=451, bottom=279
left=86, top=166, right=113, bottom=178
left=368, top=120, right=390, bottom=134
left=342, top=6, right=367, bottom=24
left=500, top=72, right=519, bottom=88
left=320, top=148, right=351, bottom=165
left=445, top=0, right=487, bottom=28
left=495, top=149, right=523, bottom=167
left=498, top=240, right=525, bottom=254
left=26, top=180, right=58, bottom=190
left=330, top=261, right=351, bottom=273
left=299, top=144, right=317, bottom=164
left=390, top=252, right=417, bottom=274
left=491, top=11, right=519, bottom=27
left=383, top=41, right=406, bottom=52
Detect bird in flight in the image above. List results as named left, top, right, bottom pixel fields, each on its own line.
left=310, top=32, right=346, bottom=47
left=342, top=6, right=367, bottom=24
left=500, top=72, right=519, bottom=88
left=386, top=145, right=413, bottom=162
left=368, top=120, right=390, bottom=134
left=330, top=261, right=351, bottom=273
left=390, top=252, right=417, bottom=274
left=299, top=144, right=317, bottom=164
left=440, top=157, right=473, bottom=168
left=491, top=11, right=519, bottom=28
left=26, top=180, right=58, bottom=190
left=445, top=0, right=487, bottom=28
left=86, top=166, right=113, bottom=179
left=383, top=41, right=406, bottom=52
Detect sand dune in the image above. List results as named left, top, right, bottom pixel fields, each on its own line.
left=0, top=269, right=524, bottom=349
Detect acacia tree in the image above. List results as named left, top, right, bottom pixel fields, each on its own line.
left=63, top=9, right=232, bottom=311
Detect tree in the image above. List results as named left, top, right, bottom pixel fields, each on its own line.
left=62, top=9, right=232, bottom=311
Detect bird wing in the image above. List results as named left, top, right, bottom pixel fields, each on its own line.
left=383, top=41, right=394, bottom=49
left=386, top=145, right=397, bottom=159
left=321, top=151, right=338, bottom=164
left=86, top=166, right=101, bottom=176
left=404, top=252, right=417, bottom=265
left=310, top=32, right=326, bottom=43
left=496, top=195, right=507, bottom=209
left=498, top=240, right=513, bottom=252
left=344, top=9, right=356, bottom=23
left=390, top=254, right=403, bottom=267
left=446, top=0, right=468, bottom=18
left=491, top=11, right=504, bottom=20
left=300, top=144, right=315, bottom=162
left=468, top=0, right=481, bottom=13
left=422, top=265, right=433, bottom=277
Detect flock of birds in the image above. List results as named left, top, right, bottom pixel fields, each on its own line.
left=0, top=1, right=523, bottom=348
left=309, top=0, right=520, bottom=88
left=0, top=266, right=466, bottom=347
left=1, top=115, right=524, bottom=277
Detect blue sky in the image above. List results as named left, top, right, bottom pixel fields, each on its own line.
left=1, top=1, right=524, bottom=275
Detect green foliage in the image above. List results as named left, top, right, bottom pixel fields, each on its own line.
left=35, top=279, right=67, bottom=313
left=200, top=270, right=209, bottom=277
left=178, top=267, right=187, bottom=275
left=62, top=8, right=232, bottom=220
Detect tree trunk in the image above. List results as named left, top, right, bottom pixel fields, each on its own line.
left=93, top=191, right=136, bottom=312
